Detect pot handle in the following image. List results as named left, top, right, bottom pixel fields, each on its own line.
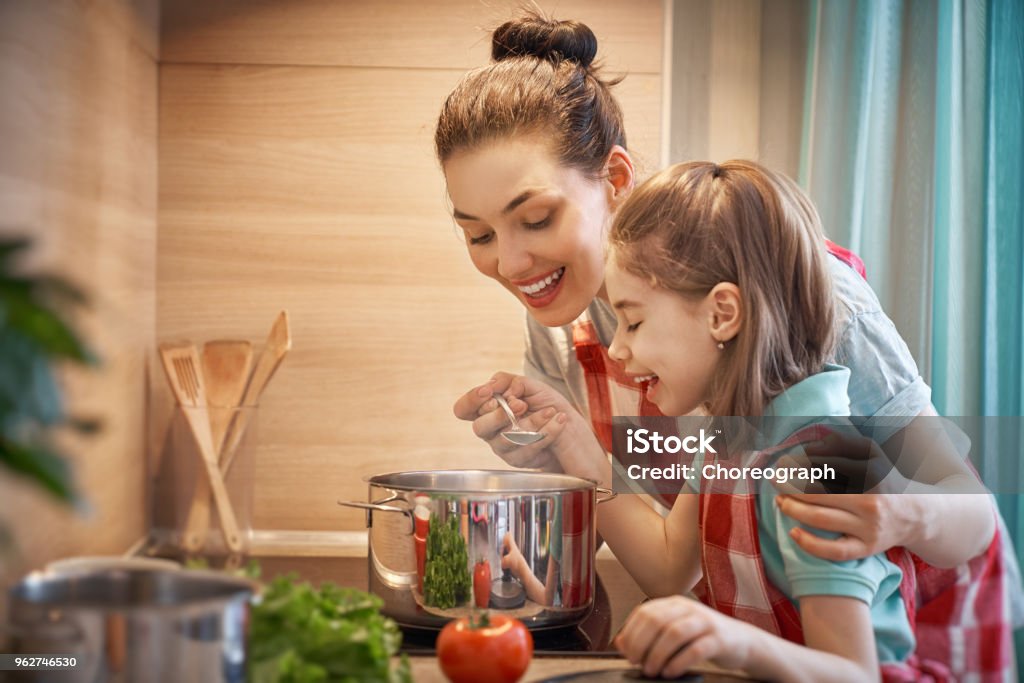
left=595, top=487, right=617, bottom=504
left=337, top=500, right=415, bottom=535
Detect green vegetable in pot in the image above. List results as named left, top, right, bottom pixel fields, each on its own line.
left=248, top=574, right=411, bottom=683
left=423, top=513, right=471, bottom=609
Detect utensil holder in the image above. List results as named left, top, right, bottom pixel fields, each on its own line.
left=150, top=405, right=258, bottom=555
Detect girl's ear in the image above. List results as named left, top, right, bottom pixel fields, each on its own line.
left=708, top=283, right=742, bottom=343
left=604, top=145, right=635, bottom=208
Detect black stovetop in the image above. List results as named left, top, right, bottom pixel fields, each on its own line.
left=146, top=552, right=627, bottom=655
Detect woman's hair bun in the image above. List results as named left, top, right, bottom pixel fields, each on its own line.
left=491, top=13, right=598, bottom=68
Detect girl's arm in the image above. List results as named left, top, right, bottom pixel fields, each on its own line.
left=744, top=595, right=880, bottom=683
left=615, top=595, right=880, bottom=682
left=597, top=491, right=701, bottom=597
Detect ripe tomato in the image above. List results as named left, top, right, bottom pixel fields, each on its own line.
left=473, top=559, right=492, bottom=608
left=437, top=613, right=533, bottom=683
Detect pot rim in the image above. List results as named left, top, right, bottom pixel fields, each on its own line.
left=363, top=468, right=598, bottom=494
left=8, top=568, right=258, bottom=614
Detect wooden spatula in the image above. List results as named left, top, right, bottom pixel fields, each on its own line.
left=158, top=342, right=244, bottom=554
left=201, top=340, right=253, bottom=454
left=221, top=310, right=292, bottom=474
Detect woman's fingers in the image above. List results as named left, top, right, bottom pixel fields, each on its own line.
left=777, top=493, right=867, bottom=513
left=788, top=527, right=870, bottom=562
left=453, top=379, right=497, bottom=421
left=775, top=495, right=863, bottom=534
left=776, top=493, right=879, bottom=561
left=452, top=372, right=521, bottom=422
left=776, top=493, right=891, bottom=560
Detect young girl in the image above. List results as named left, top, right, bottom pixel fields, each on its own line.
left=603, top=160, right=935, bottom=681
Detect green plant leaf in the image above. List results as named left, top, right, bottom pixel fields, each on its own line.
left=0, top=235, right=97, bottom=522
left=0, top=438, right=76, bottom=503
left=0, top=284, right=97, bottom=365
left=0, top=238, right=31, bottom=266
left=0, top=333, right=65, bottom=428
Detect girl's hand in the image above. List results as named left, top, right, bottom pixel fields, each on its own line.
left=614, top=596, right=758, bottom=678
left=452, top=372, right=609, bottom=483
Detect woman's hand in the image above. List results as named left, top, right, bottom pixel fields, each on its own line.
left=452, top=372, right=609, bottom=483
left=614, top=596, right=757, bottom=678
left=773, top=420, right=994, bottom=565
left=775, top=494, right=914, bottom=562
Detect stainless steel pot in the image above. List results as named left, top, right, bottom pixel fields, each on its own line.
left=339, top=469, right=615, bottom=629
left=4, top=568, right=255, bottom=682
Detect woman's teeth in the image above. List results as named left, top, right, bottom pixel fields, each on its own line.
left=518, top=268, right=564, bottom=296
left=633, top=374, right=657, bottom=383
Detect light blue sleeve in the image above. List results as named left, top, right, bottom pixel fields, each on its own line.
left=758, top=484, right=898, bottom=602
left=757, top=483, right=916, bottom=663
left=829, top=257, right=932, bottom=423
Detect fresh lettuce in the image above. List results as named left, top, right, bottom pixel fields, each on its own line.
left=248, top=574, right=412, bottom=683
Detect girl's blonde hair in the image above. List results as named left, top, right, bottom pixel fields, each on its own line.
left=609, top=160, right=836, bottom=416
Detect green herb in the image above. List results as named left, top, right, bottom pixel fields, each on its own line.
left=248, top=574, right=411, bottom=683
left=422, top=514, right=471, bottom=609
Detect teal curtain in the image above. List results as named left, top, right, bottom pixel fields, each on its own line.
left=799, top=0, right=1024, bottom=649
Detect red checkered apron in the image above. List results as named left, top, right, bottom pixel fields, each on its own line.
left=693, top=425, right=957, bottom=680
left=573, top=241, right=1014, bottom=680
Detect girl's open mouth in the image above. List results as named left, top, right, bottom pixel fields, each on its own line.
left=633, top=375, right=659, bottom=401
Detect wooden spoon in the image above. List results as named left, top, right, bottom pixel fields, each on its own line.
left=221, top=311, right=292, bottom=475
left=201, top=340, right=253, bottom=455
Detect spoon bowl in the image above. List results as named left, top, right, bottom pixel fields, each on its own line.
left=493, top=393, right=545, bottom=446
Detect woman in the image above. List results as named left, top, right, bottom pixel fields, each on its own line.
left=435, top=11, right=1015, bottom=678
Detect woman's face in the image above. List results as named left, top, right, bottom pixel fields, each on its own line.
left=443, top=137, right=615, bottom=327
left=605, top=252, right=720, bottom=416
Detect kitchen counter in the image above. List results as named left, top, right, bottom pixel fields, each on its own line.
left=141, top=541, right=751, bottom=682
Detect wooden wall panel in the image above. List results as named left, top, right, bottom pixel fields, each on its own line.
left=0, top=0, right=158, bottom=584
left=161, top=0, right=664, bottom=74
left=157, top=1, right=664, bottom=532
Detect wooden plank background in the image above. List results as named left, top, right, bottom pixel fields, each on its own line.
left=156, top=0, right=666, bottom=533
left=0, top=0, right=158, bottom=586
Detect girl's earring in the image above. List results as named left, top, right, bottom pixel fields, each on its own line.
left=716, top=340, right=725, bottom=350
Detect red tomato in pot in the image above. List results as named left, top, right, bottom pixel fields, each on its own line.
left=437, top=613, right=533, bottom=683
left=473, top=559, right=492, bottom=608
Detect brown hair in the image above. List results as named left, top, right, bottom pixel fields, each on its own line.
left=609, top=160, right=836, bottom=417
left=435, top=11, right=626, bottom=177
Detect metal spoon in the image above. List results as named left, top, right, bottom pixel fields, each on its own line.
left=493, top=393, right=545, bottom=446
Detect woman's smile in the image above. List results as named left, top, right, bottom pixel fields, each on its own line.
left=512, top=266, right=566, bottom=307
